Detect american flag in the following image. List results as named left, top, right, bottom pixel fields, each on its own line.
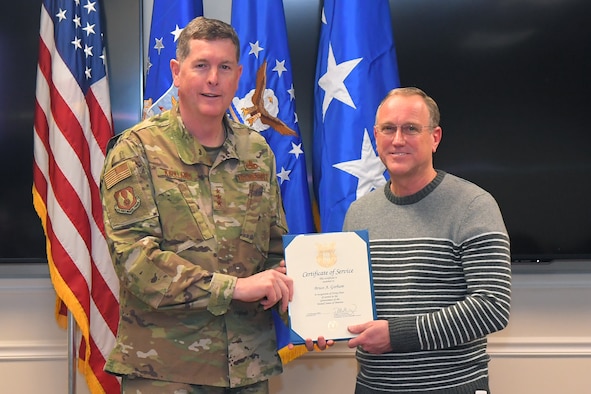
left=32, top=0, right=120, bottom=393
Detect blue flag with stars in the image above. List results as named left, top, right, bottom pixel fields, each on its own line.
left=230, top=0, right=315, bottom=235
left=144, top=0, right=203, bottom=118
left=313, top=0, right=400, bottom=232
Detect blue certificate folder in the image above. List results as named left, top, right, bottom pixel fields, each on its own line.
left=275, top=230, right=377, bottom=346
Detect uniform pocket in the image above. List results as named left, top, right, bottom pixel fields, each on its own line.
left=156, top=183, right=213, bottom=243
left=240, top=182, right=270, bottom=256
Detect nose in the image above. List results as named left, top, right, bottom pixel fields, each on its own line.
left=390, top=129, right=406, bottom=145
left=207, top=68, right=218, bottom=85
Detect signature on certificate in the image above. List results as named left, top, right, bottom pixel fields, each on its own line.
left=333, top=305, right=358, bottom=318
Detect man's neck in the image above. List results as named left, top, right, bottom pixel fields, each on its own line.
left=390, top=168, right=437, bottom=197
left=180, top=110, right=226, bottom=147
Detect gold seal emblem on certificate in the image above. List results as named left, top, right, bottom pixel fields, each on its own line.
left=316, top=242, right=337, bottom=268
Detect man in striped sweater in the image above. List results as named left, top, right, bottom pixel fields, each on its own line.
left=342, top=87, right=511, bottom=393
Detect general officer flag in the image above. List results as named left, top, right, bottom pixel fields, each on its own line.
left=144, top=0, right=203, bottom=118
left=313, top=0, right=400, bottom=232
left=33, top=0, right=119, bottom=392
left=229, top=0, right=315, bottom=235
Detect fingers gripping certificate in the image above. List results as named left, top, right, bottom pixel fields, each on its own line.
left=283, top=230, right=376, bottom=344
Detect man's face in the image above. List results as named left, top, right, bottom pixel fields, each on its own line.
left=374, top=94, right=442, bottom=181
left=171, top=38, right=242, bottom=120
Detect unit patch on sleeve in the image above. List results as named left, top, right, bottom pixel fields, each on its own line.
left=114, top=186, right=141, bottom=214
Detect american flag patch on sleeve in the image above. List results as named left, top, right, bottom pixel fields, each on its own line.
left=104, top=162, right=132, bottom=190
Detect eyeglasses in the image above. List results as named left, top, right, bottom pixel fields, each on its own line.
left=375, top=123, right=432, bottom=137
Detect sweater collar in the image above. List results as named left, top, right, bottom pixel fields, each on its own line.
left=384, top=170, right=446, bottom=205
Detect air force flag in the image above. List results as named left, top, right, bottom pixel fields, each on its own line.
left=230, top=0, right=315, bottom=234
left=313, top=0, right=400, bottom=232
left=144, top=0, right=203, bottom=118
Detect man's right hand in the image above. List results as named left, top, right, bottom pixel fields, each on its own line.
left=233, top=269, right=293, bottom=312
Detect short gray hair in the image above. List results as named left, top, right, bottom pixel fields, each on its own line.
left=376, top=87, right=440, bottom=127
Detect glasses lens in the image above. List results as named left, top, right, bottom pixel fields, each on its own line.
left=401, top=124, right=419, bottom=135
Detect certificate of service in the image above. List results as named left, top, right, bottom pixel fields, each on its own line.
left=283, top=230, right=376, bottom=344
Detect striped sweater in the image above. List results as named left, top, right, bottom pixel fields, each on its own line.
left=343, top=171, right=511, bottom=393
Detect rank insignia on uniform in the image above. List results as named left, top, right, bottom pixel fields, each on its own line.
left=114, top=186, right=141, bottom=214
left=244, top=160, right=259, bottom=170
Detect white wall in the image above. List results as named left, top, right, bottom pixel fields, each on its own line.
left=1, top=261, right=590, bottom=394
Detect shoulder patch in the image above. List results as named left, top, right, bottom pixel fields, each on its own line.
left=113, top=186, right=141, bottom=214
left=104, top=162, right=132, bottom=190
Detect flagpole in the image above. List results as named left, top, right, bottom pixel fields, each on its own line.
left=68, top=310, right=76, bottom=394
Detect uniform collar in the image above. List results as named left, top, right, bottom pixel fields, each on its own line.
left=169, top=103, right=240, bottom=166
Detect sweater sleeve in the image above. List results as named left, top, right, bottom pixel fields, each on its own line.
left=405, top=193, right=511, bottom=352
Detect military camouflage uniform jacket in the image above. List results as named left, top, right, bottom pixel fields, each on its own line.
left=100, top=104, right=288, bottom=387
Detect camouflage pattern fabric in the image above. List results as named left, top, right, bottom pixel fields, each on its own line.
left=100, top=103, right=288, bottom=388
left=121, top=375, right=269, bottom=393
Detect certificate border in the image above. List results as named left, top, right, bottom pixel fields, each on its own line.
left=282, top=230, right=376, bottom=344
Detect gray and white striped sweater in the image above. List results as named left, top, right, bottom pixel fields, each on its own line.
left=343, top=171, right=511, bottom=393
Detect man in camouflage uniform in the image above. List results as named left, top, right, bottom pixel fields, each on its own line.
left=100, top=17, right=293, bottom=393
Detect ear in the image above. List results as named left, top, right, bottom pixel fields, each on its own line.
left=170, top=59, right=180, bottom=87
left=233, top=64, right=243, bottom=90
left=432, top=126, right=442, bottom=153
